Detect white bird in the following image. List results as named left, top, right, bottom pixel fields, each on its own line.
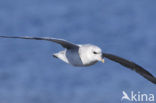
left=0, top=35, right=156, bottom=84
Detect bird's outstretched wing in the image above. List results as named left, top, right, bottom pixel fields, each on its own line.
left=0, top=36, right=79, bottom=49
left=102, top=53, right=156, bottom=84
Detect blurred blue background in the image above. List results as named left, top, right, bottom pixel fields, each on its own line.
left=0, top=0, right=156, bottom=103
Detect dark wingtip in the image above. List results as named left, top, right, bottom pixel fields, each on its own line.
left=102, top=53, right=156, bottom=84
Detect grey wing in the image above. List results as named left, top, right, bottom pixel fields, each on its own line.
left=0, top=36, right=79, bottom=49
left=102, top=53, right=156, bottom=84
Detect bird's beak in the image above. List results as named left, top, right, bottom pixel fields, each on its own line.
left=101, top=59, right=105, bottom=63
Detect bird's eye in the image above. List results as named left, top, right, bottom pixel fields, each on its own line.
left=93, top=51, right=97, bottom=54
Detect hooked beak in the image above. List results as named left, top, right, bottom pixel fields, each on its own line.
left=101, top=59, right=105, bottom=63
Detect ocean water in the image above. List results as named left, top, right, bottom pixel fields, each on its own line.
left=0, top=0, right=156, bottom=103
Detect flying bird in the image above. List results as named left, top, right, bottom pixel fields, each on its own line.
left=0, top=35, right=156, bottom=84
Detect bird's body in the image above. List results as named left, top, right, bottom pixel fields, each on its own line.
left=0, top=35, right=156, bottom=84
left=53, top=49, right=84, bottom=66
left=53, top=44, right=100, bottom=66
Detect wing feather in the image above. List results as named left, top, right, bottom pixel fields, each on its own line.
left=0, top=36, right=79, bottom=49
left=103, top=53, right=156, bottom=84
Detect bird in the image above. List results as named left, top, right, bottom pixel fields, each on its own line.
left=0, top=35, right=156, bottom=84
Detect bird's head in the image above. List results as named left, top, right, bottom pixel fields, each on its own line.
left=80, top=44, right=104, bottom=63
left=90, top=45, right=104, bottom=63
